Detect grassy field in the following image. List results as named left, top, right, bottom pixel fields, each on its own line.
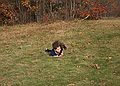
left=0, top=20, right=120, bottom=86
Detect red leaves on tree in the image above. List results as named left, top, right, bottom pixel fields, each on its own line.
left=0, top=0, right=15, bottom=25
left=79, top=0, right=108, bottom=19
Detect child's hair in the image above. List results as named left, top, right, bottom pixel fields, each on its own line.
left=52, top=40, right=67, bottom=50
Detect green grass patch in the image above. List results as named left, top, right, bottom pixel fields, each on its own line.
left=0, top=20, right=120, bottom=86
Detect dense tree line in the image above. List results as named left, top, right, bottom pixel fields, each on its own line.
left=0, top=0, right=120, bottom=25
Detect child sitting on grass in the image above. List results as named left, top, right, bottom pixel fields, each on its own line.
left=45, top=40, right=67, bottom=57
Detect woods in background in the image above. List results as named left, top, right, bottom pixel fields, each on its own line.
left=0, top=0, right=120, bottom=25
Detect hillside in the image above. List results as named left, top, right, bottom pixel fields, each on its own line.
left=0, top=20, right=120, bottom=86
